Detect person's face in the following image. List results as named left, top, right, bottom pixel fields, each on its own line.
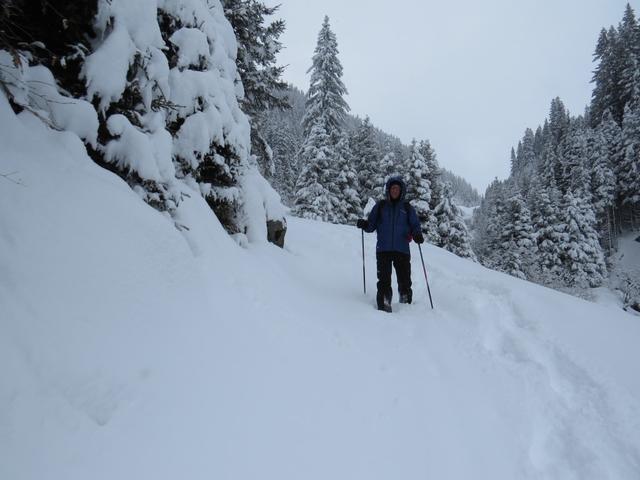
left=390, top=184, right=401, bottom=200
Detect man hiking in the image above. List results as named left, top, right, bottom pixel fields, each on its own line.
left=356, top=176, right=424, bottom=312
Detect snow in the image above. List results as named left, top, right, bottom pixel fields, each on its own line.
left=170, top=27, right=211, bottom=69
left=105, top=113, right=175, bottom=183
left=2, top=92, right=640, bottom=479
left=0, top=51, right=98, bottom=146
left=457, top=204, right=477, bottom=222
left=82, top=20, right=137, bottom=112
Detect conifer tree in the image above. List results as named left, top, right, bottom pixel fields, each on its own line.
left=418, top=139, right=443, bottom=239
left=618, top=100, right=640, bottom=205
left=351, top=116, right=380, bottom=203
left=295, top=15, right=349, bottom=220
left=301, top=15, right=349, bottom=137
left=293, top=123, right=334, bottom=221
left=562, top=120, right=591, bottom=200
left=433, top=184, right=477, bottom=261
left=558, top=192, right=608, bottom=287
left=331, top=132, right=361, bottom=224
left=492, top=194, right=536, bottom=279
left=222, top=0, right=288, bottom=180
left=265, top=118, right=300, bottom=204
left=472, top=178, right=505, bottom=262
left=372, top=140, right=399, bottom=200
left=405, top=140, right=434, bottom=237
left=588, top=125, right=616, bottom=214
left=530, top=180, right=565, bottom=286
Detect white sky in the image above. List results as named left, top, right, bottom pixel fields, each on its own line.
left=263, top=0, right=632, bottom=193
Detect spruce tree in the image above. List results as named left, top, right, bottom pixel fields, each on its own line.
left=492, top=194, right=536, bottom=279
left=561, top=120, right=591, bottom=200
left=301, top=15, right=349, bottom=137
left=351, top=116, right=380, bottom=203
left=293, top=122, right=334, bottom=221
left=433, top=184, right=477, bottom=261
left=618, top=100, right=640, bottom=205
left=405, top=140, right=434, bottom=237
left=331, top=132, right=361, bottom=224
left=558, top=191, right=608, bottom=287
left=530, top=180, right=565, bottom=286
left=221, top=0, right=287, bottom=115
left=295, top=15, right=349, bottom=220
left=221, top=0, right=288, bottom=180
left=588, top=125, right=616, bottom=214
left=372, top=140, right=399, bottom=200
left=418, top=139, right=442, bottom=239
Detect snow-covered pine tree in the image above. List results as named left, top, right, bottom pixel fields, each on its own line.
left=405, top=140, right=434, bottom=237
left=472, top=178, right=505, bottom=262
left=588, top=124, right=616, bottom=215
left=221, top=0, right=286, bottom=115
left=293, top=122, right=334, bottom=221
left=433, top=183, right=477, bottom=261
left=372, top=140, right=399, bottom=200
left=264, top=117, right=300, bottom=204
left=221, top=0, right=288, bottom=179
left=481, top=182, right=509, bottom=271
left=529, top=179, right=566, bottom=286
left=617, top=4, right=639, bottom=123
left=331, top=131, right=361, bottom=224
left=301, top=15, right=349, bottom=137
left=418, top=139, right=442, bottom=240
left=510, top=147, right=518, bottom=177
left=2, top=0, right=285, bottom=238
left=549, top=97, right=570, bottom=150
left=618, top=88, right=640, bottom=207
left=295, top=15, right=349, bottom=220
left=515, top=128, right=537, bottom=197
left=491, top=193, right=536, bottom=279
left=558, top=191, right=608, bottom=288
left=260, top=84, right=305, bottom=201
left=590, top=27, right=619, bottom=126
left=351, top=116, right=380, bottom=204
left=561, top=119, right=592, bottom=201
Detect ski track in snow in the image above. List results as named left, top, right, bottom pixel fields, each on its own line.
left=469, top=284, right=640, bottom=479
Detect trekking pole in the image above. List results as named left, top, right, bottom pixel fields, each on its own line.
left=361, top=229, right=366, bottom=295
left=418, top=244, right=434, bottom=309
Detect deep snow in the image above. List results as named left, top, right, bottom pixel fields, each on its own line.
left=2, top=94, right=640, bottom=479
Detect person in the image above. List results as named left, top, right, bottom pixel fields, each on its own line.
left=356, top=176, right=424, bottom=312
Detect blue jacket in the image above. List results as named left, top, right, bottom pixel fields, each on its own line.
left=364, top=177, right=422, bottom=255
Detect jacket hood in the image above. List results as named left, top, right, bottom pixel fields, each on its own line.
left=385, top=176, right=406, bottom=202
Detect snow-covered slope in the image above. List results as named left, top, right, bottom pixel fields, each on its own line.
left=2, top=96, right=640, bottom=479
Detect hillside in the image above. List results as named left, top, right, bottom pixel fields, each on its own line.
left=2, top=92, right=640, bottom=480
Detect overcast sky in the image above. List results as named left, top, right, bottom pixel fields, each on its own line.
left=262, top=0, right=632, bottom=193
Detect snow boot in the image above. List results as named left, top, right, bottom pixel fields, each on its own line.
left=399, top=292, right=412, bottom=304
left=377, top=303, right=392, bottom=313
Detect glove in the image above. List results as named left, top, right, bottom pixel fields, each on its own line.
left=356, top=219, right=368, bottom=230
left=413, top=232, right=425, bottom=244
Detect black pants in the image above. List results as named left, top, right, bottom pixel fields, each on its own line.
left=376, top=252, right=412, bottom=307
